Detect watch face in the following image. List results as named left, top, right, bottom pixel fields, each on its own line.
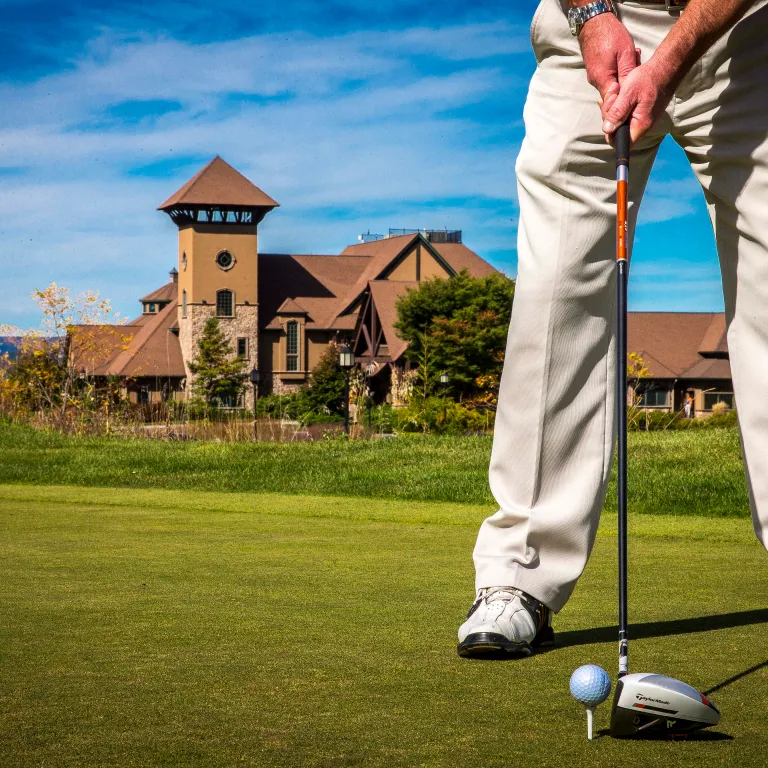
left=216, top=251, right=235, bottom=271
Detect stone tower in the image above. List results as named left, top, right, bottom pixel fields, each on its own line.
left=158, top=156, right=279, bottom=406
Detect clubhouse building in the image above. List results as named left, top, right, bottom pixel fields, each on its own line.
left=70, top=157, right=497, bottom=406
left=70, top=157, right=735, bottom=416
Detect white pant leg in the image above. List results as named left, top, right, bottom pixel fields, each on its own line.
left=474, top=1, right=671, bottom=612
left=675, top=0, right=768, bottom=548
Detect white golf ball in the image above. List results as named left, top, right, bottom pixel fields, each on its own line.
left=569, top=664, right=612, bottom=707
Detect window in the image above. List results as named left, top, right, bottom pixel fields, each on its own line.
left=182, top=252, right=187, bottom=271
left=138, top=387, right=150, bottom=404
left=182, top=290, right=187, bottom=318
left=637, top=388, right=668, bottom=408
left=704, top=392, right=734, bottom=410
left=237, top=338, right=248, bottom=358
left=149, top=303, right=156, bottom=313
left=286, top=321, right=299, bottom=371
left=216, top=289, right=234, bottom=317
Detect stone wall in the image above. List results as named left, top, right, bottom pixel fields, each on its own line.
left=269, top=374, right=303, bottom=396
left=179, top=302, right=259, bottom=407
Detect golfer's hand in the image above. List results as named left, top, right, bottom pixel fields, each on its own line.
left=601, top=60, right=675, bottom=144
left=579, top=13, right=638, bottom=122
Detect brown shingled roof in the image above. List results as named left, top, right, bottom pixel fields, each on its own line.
left=368, top=280, right=418, bottom=361
left=158, top=156, right=280, bottom=211
left=628, top=312, right=731, bottom=380
left=108, top=300, right=185, bottom=378
left=333, top=234, right=498, bottom=324
left=70, top=297, right=185, bottom=379
left=140, top=281, right=177, bottom=304
left=698, top=314, right=728, bottom=357
left=69, top=324, right=138, bottom=376
left=258, top=253, right=370, bottom=330
left=276, top=298, right=308, bottom=315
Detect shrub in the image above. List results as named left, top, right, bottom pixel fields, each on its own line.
left=395, top=397, right=492, bottom=435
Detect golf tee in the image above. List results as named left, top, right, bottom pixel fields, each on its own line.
left=586, top=707, right=595, bottom=741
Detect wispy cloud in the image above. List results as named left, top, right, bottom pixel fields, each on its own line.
left=0, top=1, right=722, bottom=329
left=0, top=17, right=530, bottom=327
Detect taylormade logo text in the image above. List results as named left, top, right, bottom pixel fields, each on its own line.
left=636, top=695, right=671, bottom=705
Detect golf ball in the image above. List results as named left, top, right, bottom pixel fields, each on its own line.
left=569, top=664, right=612, bottom=707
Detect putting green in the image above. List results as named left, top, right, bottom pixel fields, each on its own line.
left=0, top=485, right=765, bottom=767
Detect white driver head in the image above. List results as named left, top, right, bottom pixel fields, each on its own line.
left=610, top=673, right=720, bottom=738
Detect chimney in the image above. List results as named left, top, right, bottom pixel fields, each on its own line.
left=170, top=267, right=178, bottom=283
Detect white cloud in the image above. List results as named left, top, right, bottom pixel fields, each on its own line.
left=0, top=21, right=529, bottom=327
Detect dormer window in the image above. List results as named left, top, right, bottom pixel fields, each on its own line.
left=149, top=303, right=156, bottom=313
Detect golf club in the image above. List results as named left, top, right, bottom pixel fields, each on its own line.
left=608, top=123, right=722, bottom=738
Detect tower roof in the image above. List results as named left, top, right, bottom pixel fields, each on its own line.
left=158, top=156, right=280, bottom=211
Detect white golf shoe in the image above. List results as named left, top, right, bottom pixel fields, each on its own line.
left=457, top=587, right=554, bottom=658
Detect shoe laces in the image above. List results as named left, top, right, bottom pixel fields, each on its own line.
left=466, top=586, right=533, bottom=620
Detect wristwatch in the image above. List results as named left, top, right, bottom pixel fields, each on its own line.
left=568, top=0, right=618, bottom=36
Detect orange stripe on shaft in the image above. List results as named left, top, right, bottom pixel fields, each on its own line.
left=617, top=179, right=628, bottom=262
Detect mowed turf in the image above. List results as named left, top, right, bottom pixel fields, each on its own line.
left=0, top=485, right=766, bottom=768
left=0, top=422, right=751, bottom=517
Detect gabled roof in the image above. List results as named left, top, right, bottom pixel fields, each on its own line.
left=627, top=312, right=732, bottom=381
left=367, top=280, right=418, bottom=361
left=107, top=300, right=185, bottom=377
left=140, top=281, right=177, bottom=304
left=333, top=234, right=450, bottom=323
left=70, top=296, right=185, bottom=379
left=158, top=156, right=280, bottom=211
left=258, top=253, right=371, bottom=330
left=276, top=298, right=308, bottom=315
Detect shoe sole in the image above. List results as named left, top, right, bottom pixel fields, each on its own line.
left=457, top=627, right=555, bottom=659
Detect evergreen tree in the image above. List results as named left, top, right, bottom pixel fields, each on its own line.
left=188, top=317, right=248, bottom=405
left=306, top=341, right=346, bottom=415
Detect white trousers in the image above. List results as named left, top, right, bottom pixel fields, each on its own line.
left=474, top=0, right=768, bottom=612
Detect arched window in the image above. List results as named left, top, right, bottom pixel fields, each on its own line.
left=182, top=290, right=187, bottom=318
left=286, top=321, right=299, bottom=371
left=216, top=289, right=233, bottom=318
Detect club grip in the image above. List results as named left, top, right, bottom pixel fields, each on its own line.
left=615, top=123, right=630, bottom=167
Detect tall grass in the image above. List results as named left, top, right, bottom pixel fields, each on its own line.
left=0, top=421, right=750, bottom=517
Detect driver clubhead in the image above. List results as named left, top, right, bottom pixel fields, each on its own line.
left=610, top=673, right=720, bottom=738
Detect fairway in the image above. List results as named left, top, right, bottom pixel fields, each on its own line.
left=0, top=485, right=766, bottom=767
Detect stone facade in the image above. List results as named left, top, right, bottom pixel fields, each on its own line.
left=179, top=302, right=259, bottom=408
left=269, top=374, right=304, bottom=396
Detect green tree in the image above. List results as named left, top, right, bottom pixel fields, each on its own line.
left=306, top=341, right=346, bottom=415
left=394, top=270, right=515, bottom=396
left=188, top=317, right=248, bottom=406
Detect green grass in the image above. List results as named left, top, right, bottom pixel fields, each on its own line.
left=0, top=421, right=751, bottom=517
left=0, top=484, right=766, bottom=767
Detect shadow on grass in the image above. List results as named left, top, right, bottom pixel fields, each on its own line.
left=554, top=608, right=768, bottom=649
left=594, top=728, right=733, bottom=742
left=704, top=659, right=768, bottom=696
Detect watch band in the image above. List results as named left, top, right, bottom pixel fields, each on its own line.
left=568, top=0, right=617, bottom=36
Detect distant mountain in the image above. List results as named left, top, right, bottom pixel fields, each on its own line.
left=0, top=337, right=22, bottom=360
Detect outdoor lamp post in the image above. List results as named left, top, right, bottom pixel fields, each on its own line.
left=439, top=371, right=450, bottom=424
left=339, top=340, right=355, bottom=434
left=249, top=366, right=260, bottom=439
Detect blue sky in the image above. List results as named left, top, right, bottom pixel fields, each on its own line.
left=1, top=0, right=723, bottom=330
